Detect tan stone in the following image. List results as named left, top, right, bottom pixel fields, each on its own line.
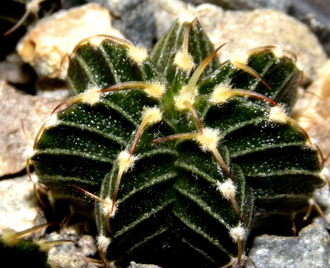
left=195, top=4, right=327, bottom=81
left=17, top=3, right=124, bottom=79
left=292, top=60, right=330, bottom=166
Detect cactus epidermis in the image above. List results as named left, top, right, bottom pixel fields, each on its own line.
left=30, top=8, right=325, bottom=268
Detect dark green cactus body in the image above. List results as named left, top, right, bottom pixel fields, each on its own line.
left=0, top=227, right=54, bottom=268
left=0, top=239, right=51, bottom=268
left=31, top=11, right=324, bottom=268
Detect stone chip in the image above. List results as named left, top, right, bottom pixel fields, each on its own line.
left=0, top=81, right=61, bottom=177
left=246, top=223, right=330, bottom=268
left=17, top=3, right=124, bottom=79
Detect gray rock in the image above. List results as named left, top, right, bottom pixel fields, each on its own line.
left=314, top=186, right=330, bottom=230
left=194, top=4, right=327, bottom=81
left=128, top=262, right=162, bottom=268
left=0, top=174, right=46, bottom=232
left=180, top=0, right=290, bottom=12
left=47, top=225, right=98, bottom=268
left=180, top=0, right=330, bottom=56
left=288, top=0, right=330, bottom=56
left=246, top=223, right=330, bottom=268
left=290, top=0, right=330, bottom=27
left=153, top=0, right=181, bottom=39
left=0, top=80, right=62, bottom=177
left=0, top=53, right=34, bottom=85
left=101, top=0, right=156, bottom=50
left=291, top=60, right=330, bottom=167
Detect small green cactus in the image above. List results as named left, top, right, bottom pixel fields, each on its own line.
left=0, top=224, right=62, bottom=268
left=30, top=9, right=325, bottom=268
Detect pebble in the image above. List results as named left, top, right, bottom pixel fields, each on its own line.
left=292, top=59, right=330, bottom=166
left=246, top=222, right=330, bottom=268
left=101, top=0, right=156, bottom=50
left=194, top=4, right=327, bottom=81
left=47, top=226, right=98, bottom=268
left=0, top=80, right=61, bottom=177
left=17, top=3, right=123, bottom=79
left=0, top=174, right=46, bottom=232
left=180, top=0, right=290, bottom=11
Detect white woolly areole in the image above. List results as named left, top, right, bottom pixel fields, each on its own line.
left=30, top=173, right=39, bottom=184
left=1, top=231, right=17, bottom=247
left=144, top=81, right=166, bottom=99
left=174, top=50, right=195, bottom=72
left=212, top=83, right=233, bottom=103
left=175, top=85, right=197, bottom=110
left=309, top=137, right=317, bottom=145
left=228, top=255, right=249, bottom=266
left=178, top=6, right=196, bottom=24
left=89, top=36, right=104, bottom=48
left=196, top=127, right=221, bottom=151
left=45, top=114, right=58, bottom=129
left=305, top=138, right=318, bottom=150
left=25, top=146, right=35, bottom=159
left=102, top=197, right=115, bottom=216
left=272, top=47, right=285, bottom=59
left=81, top=85, right=101, bottom=106
left=118, top=151, right=136, bottom=173
left=272, top=47, right=297, bottom=63
left=231, top=49, right=249, bottom=65
left=320, top=167, right=330, bottom=183
left=269, top=106, right=288, bottom=124
left=128, top=45, right=148, bottom=64
left=142, top=106, right=162, bottom=125
left=217, top=179, right=236, bottom=200
left=36, top=239, right=49, bottom=252
left=97, top=235, right=111, bottom=252
left=229, top=224, right=246, bottom=242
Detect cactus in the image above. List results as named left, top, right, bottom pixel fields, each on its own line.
left=30, top=9, right=325, bottom=268
left=0, top=224, right=63, bottom=268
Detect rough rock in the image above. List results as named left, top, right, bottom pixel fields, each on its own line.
left=290, top=0, right=330, bottom=56
left=0, top=53, right=35, bottom=85
left=194, top=4, right=327, bottom=81
left=0, top=174, right=46, bottom=232
left=246, top=223, right=330, bottom=268
left=17, top=3, right=123, bottom=79
left=314, top=186, right=330, bottom=230
left=128, top=262, right=162, bottom=268
left=0, top=81, right=62, bottom=177
left=292, top=59, right=330, bottom=166
left=47, top=225, right=98, bottom=268
left=100, top=0, right=156, bottom=50
left=181, top=0, right=290, bottom=11
left=153, top=0, right=183, bottom=39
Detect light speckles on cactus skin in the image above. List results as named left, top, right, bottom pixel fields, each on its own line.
left=30, top=8, right=325, bottom=268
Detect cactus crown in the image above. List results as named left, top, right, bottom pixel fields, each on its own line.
left=30, top=8, right=324, bottom=268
